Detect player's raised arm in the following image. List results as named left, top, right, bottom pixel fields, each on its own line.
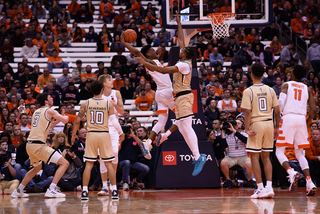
left=120, top=32, right=147, bottom=61
left=307, top=87, right=317, bottom=124
left=72, top=101, right=87, bottom=143
left=176, top=11, right=185, bottom=49
left=47, top=108, right=69, bottom=124
left=135, top=57, right=178, bottom=74
left=278, top=82, right=288, bottom=113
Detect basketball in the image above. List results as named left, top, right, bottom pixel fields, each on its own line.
left=123, top=29, right=137, bottom=43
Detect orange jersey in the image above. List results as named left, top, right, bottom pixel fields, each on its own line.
left=25, top=98, right=36, bottom=105
left=7, top=102, right=18, bottom=111
left=10, top=136, right=21, bottom=148
left=68, top=2, right=80, bottom=15
left=18, top=8, right=33, bottom=19
left=270, top=42, right=282, bottom=55
left=127, top=1, right=140, bottom=16
left=135, top=95, right=153, bottom=111
left=247, top=34, right=255, bottom=44
left=99, top=2, right=115, bottom=18
left=81, top=73, right=98, bottom=80
left=48, top=57, right=63, bottom=66
left=66, top=113, right=77, bottom=124
left=113, top=80, right=124, bottom=91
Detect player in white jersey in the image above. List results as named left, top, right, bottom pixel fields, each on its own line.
left=97, top=74, right=125, bottom=196
left=275, top=65, right=317, bottom=196
left=121, top=33, right=175, bottom=159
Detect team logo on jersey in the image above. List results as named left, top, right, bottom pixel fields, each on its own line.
left=97, top=102, right=100, bottom=105
left=260, top=88, right=263, bottom=91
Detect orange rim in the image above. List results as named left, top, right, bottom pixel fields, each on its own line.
left=207, top=13, right=236, bottom=25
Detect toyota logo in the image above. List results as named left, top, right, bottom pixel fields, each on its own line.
left=165, top=154, right=175, bottom=162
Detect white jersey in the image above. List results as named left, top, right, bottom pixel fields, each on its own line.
left=102, top=90, right=118, bottom=127
left=282, top=81, right=308, bottom=116
left=146, top=59, right=173, bottom=91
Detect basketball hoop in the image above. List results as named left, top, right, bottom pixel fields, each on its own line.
left=207, top=13, right=236, bottom=39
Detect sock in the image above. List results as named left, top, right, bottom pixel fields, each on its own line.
left=257, top=183, right=264, bottom=190
left=49, top=183, right=56, bottom=191
left=266, top=181, right=272, bottom=189
left=102, top=181, right=109, bottom=190
left=83, top=186, right=88, bottom=192
left=18, top=184, right=25, bottom=192
left=111, top=185, right=117, bottom=191
left=165, top=130, right=171, bottom=137
left=287, top=167, right=294, bottom=175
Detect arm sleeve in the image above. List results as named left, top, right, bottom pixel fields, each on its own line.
left=109, top=114, right=123, bottom=135
left=235, top=131, right=247, bottom=144
left=175, top=62, right=191, bottom=75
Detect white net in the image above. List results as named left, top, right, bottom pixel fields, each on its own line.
left=207, top=13, right=236, bottom=39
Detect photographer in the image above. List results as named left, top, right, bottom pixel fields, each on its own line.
left=207, top=129, right=228, bottom=165
left=57, top=146, right=82, bottom=191
left=118, top=123, right=150, bottom=191
left=0, top=140, right=19, bottom=195
left=219, top=121, right=256, bottom=189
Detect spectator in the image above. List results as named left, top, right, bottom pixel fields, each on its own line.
left=279, top=3, right=292, bottom=23
left=251, top=35, right=264, bottom=53
left=203, top=43, right=214, bottom=62
left=10, top=125, right=22, bottom=149
left=145, top=82, right=155, bottom=101
left=136, top=29, right=152, bottom=47
left=58, top=7, right=71, bottom=23
left=68, top=0, right=80, bottom=19
left=158, top=43, right=168, bottom=62
left=306, top=42, right=320, bottom=74
left=153, top=32, right=168, bottom=47
left=85, top=26, right=98, bottom=42
left=121, top=78, right=135, bottom=100
left=72, top=27, right=86, bottom=42
left=231, top=44, right=252, bottom=71
left=47, top=49, right=69, bottom=73
left=23, top=25, right=36, bottom=40
left=79, top=79, right=93, bottom=100
left=227, top=37, right=240, bottom=56
left=126, top=0, right=140, bottom=16
left=118, top=125, right=149, bottom=190
left=32, top=32, right=44, bottom=55
left=10, top=27, right=25, bottom=47
left=37, top=68, right=53, bottom=90
left=19, top=113, right=30, bottom=132
left=57, top=28, right=72, bottom=47
left=24, top=91, right=36, bottom=106
left=280, top=40, right=294, bottom=69
left=205, top=100, right=219, bottom=129
left=113, top=73, right=124, bottom=91
left=45, top=83, right=60, bottom=106
left=145, top=11, right=156, bottom=26
left=262, top=67, right=275, bottom=87
left=44, top=78, right=62, bottom=94
left=247, top=29, right=257, bottom=44
left=291, top=11, right=305, bottom=34
left=7, top=94, right=18, bottom=111
left=75, top=4, right=93, bottom=24
left=31, top=2, right=45, bottom=19
left=113, top=8, right=125, bottom=28
left=223, top=29, right=239, bottom=46
left=209, top=47, right=224, bottom=67
left=18, top=1, right=32, bottom=19
left=72, top=60, right=86, bottom=84
left=6, top=87, right=22, bottom=100
left=57, top=67, right=72, bottom=89
left=306, top=129, right=320, bottom=185
left=207, top=129, right=228, bottom=165
left=61, top=82, right=80, bottom=105
left=304, top=22, right=315, bottom=40
left=261, top=22, right=280, bottom=41
left=99, top=0, right=117, bottom=24
left=65, top=104, right=77, bottom=124
left=159, top=27, right=171, bottom=43
left=270, top=36, right=282, bottom=55
left=111, top=34, right=125, bottom=52
left=217, top=89, right=237, bottom=118
left=220, top=121, right=256, bottom=189
left=43, top=34, right=60, bottom=58
left=24, top=83, right=39, bottom=99
left=260, top=45, right=276, bottom=67
left=135, top=89, right=152, bottom=111
left=310, top=29, right=320, bottom=44
left=0, top=140, right=19, bottom=195
left=74, top=128, right=87, bottom=163
left=80, top=65, right=97, bottom=83
left=97, top=26, right=112, bottom=52
left=21, top=38, right=38, bottom=58
left=19, top=67, right=36, bottom=89
left=272, top=77, right=282, bottom=96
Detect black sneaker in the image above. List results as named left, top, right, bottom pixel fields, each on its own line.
left=249, top=179, right=257, bottom=189
left=81, top=191, right=89, bottom=200
left=111, top=190, right=119, bottom=200
left=226, top=179, right=233, bottom=189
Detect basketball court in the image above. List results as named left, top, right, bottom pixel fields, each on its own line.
left=0, top=188, right=318, bottom=213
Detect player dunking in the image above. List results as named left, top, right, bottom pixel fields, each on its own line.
left=98, top=74, right=125, bottom=196
left=120, top=33, right=175, bottom=160
left=11, top=93, right=70, bottom=198
left=136, top=12, right=206, bottom=176
left=275, top=65, right=317, bottom=196
left=72, top=81, right=124, bottom=200
left=241, top=63, right=280, bottom=198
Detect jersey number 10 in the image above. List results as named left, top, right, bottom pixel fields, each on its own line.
left=90, top=111, right=104, bottom=124
left=294, top=88, right=302, bottom=101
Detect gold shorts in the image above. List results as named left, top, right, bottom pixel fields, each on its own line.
left=84, top=132, right=114, bottom=162
left=26, top=142, right=56, bottom=166
left=175, top=93, right=194, bottom=120
left=247, top=120, right=274, bottom=153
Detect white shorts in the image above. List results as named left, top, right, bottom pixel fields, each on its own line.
left=276, top=114, right=309, bottom=149
left=155, top=88, right=175, bottom=114
left=109, top=126, right=120, bottom=164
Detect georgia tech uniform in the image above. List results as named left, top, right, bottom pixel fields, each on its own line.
left=84, top=98, right=114, bottom=161
left=173, top=60, right=194, bottom=120
left=27, top=107, right=57, bottom=166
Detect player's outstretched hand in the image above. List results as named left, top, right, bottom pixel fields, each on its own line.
left=274, top=127, right=279, bottom=141
left=246, top=130, right=257, bottom=136
left=175, top=11, right=180, bottom=23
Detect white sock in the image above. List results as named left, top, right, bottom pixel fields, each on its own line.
left=18, top=184, right=25, bottom=192
left=83, top=186, right=88, bottom=192
left=266, top=181, right=272, bottom=189
left=257, top=183, right=264, bottom=189
left=49, top=183, right=56, bottom=191
left=165, top=130, right=171, bottom=137
left=111, top=185, right=117, bottom=191
left=102, top=181, right=109, bottom=190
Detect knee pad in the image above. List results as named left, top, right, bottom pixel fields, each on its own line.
left=295, top=149, right=309, bottom=170
left=276, top=146, right=288, bottom=165
left=152, top=113, right=168, bottom=134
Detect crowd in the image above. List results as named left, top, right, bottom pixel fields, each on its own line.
left=1, top=0, right=320, bottom=194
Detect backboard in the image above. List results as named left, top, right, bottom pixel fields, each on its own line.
left=162, top=0, right=273, bottom=29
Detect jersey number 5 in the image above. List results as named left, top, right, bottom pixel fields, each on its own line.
left=294, top=88, right=302, bottom=101
left=90, top=111, right=104, bottom=124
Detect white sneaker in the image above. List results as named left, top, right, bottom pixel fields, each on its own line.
left=45, top=188, right=66, bottom=198
left=306, top=181, right=317, bottom=196
left=11, top=189, right=29, bottom=198
left=266, top=187, right=275, bottom=198
left=122, top=183, right=129, bottom=191
left=97, top=189, right=109, bottom=196
left=251, top=188, right=268, bottom=199
left=288, top=171, right=300, bottom=192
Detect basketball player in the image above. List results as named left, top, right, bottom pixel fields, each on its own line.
left=135, top=12, right=206, bottom=176
left=71, top=81, right=124, bottom=200
left=275, top=65, right=317, bottom=196
left=241, top=63, right=280, bottom=199
left=97, top=74, right=125, bottom=196
left=11, top=93, right=70, bottom=198
left=120, top=32, right=175, bottom=160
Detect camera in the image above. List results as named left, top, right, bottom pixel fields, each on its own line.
left=69, top=145, right=77, bottom=153
left=122, top=125, right=132, bottom=134
left=0, top=154, right=8, bottom=166
left=222, top=120, right=237, bottom=135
